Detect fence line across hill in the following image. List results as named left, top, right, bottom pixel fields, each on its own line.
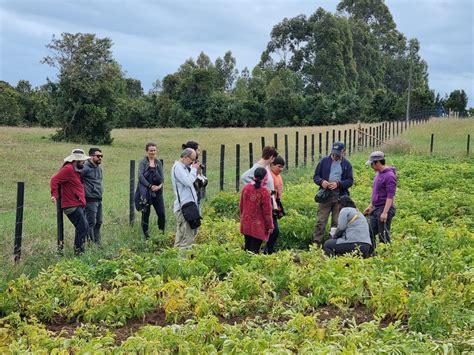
left=10, top=115, right=466, bottom=262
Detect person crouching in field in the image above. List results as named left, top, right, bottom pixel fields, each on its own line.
left=80, top=147, right=103, bottom=244
left=240, top=167, right=274, bottom=254
left=264, top=155, right=286, bottom=254
left=50, top=149, right=89, bottom=255
left=323, top=196, right=372, bottom=258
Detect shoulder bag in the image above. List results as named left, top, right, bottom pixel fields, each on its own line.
left=173, top=167, right=202, bottom=229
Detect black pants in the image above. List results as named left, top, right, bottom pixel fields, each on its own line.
left=85, top=201, right=102, bottom=243
left=323, top=239, right=372, bottom=258
left=264, top=216, right=279, bottom=254
left=369, top=206, right=396, bottom=244
left=244, top=235, right=263, bottom=254
left=141, top=192, right=165, bottom=237
left=65, top=207, right=88, bottom=254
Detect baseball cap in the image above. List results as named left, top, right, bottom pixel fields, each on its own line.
left=331, top=141, right=345, bottom=156
left=365, top=151, right=385, bottom=165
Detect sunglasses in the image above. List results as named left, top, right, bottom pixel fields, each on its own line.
left=93, top=154, right=103, bottom=158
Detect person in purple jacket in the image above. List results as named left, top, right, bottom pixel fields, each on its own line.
left=363, top=151, right=397, bottom=245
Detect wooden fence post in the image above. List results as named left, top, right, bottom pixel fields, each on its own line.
left=220, top=145, right=225, bottom=191
left=303, top=135, right=307, bottom=167
left=261, top=137, right=265, bottom=151
left=56, top=185, right=64, bottom=254
left=14, top=181, right=24, bottom=262
left=311, top=133, right=315, bottom=163
left=467, top=134, right=471, bottom=156
left=430, top=134, right=434, bottom=155
left=235, top=144, right=240, bottom=192
left=129, top=160, right=135, bottom=226
left=202, top=150, right=207, bottom=199
left=348, top=129, right=352, bottom=156
left=274, top=133, right=278, bottom=150
left=325, top=131, right=329, bottom=156
left=248, top=143, right=253, bottom=169
left=319, top=132, right=322, bottom=159
left=295, top=131, right=299, bottom=168
left=284, top=134, right=289, bottom=170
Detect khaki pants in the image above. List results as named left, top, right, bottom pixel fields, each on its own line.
left=174, top=210, right=195, bottom=250
left=313, top=193, right=340, bottom=244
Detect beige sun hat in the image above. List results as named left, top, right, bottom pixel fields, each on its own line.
left=64, top=148, right=89, bottom=163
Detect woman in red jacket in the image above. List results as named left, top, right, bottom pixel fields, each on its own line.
left=240, top=167, right=274, bottom=253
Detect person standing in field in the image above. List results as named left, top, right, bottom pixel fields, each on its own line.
left=312, top=141, right=354, bottom=247
left=171, top=148, right=201, bottom=250
left=80, top=147, right=103, bottom=244
left=181, top=141, right=208, bottom=207
left=241, top=146, right=278, bottom=192
left=264, top=155, right=286, bottom=254
left=50, top=149, right=89, bottom=255
left=363, top=151, right=397, bottom=245
left=136, top=142, right=165, bottom=240
left=323, top=196, right=372, bottom=258
left=240, top=167, right=274, bottom=254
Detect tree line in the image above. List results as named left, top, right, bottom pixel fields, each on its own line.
left=0, top=0, right=469, bottom=144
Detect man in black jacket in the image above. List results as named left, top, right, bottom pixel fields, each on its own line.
left=80, top=147, right=104, bottom=243
left=312, top=141, right=353, bottom=247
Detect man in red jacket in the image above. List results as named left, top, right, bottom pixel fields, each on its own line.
left=50, top=148, right=89, bottom=254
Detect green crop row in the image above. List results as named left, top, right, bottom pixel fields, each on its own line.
left=0, top=154, right=472, bottom=352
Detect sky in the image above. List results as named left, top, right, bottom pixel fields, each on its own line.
left=1, top=0, right=473, bottom=107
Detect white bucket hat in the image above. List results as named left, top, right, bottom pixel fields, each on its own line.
left=64, top=148, right=89, bottom=163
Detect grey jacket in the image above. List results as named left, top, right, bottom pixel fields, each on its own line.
left=171, top=161, right=198, bottom=213
left=80, top=160, right=103, bottom=201
left=241, top=163, right=274, bottom=191
left=335, top=207, right=371, bottom=245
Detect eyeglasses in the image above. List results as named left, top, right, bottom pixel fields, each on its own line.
left=93, top=154, right=103, bottom=158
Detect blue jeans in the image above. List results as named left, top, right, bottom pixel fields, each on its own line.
left=65, top=207, right=88, bottom=254
left=369, top=206, right=396, bottom=245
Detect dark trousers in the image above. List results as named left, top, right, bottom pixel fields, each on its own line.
left=141, top=192, right=165, bottom=237
left=244, top=235, right=263, bottom=254
left=65, top=207, right=88, bottom=254
left=264, top=216, right=279, bottom=254
left=323, top=239, right=372, bottom=258
left=85, top=201, right=102, bottom=243
left=313, top=193, right=340, bottom=244
left=369, top=206, right=396, bottom=244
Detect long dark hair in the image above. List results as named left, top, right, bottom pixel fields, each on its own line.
left=253, top=167, right=267, bottom=189
left=338, top=195, right=357, bottom=209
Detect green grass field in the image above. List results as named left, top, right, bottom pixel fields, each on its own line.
left=0, top=118, right=472, bottom=279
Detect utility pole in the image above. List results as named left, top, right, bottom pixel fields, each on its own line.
left=406, top=43, right=414, bottom=123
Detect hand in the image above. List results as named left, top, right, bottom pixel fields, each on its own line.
left=380, top=211, right=388, bottom=223
left=363, top=206, right=372, bottom=216
left=268, top=228, right=274, bottom=235
left=321, top=180, right=329, bottom=189
left=51, top=196, right=57, bottom=203
left=328, top=182, right=338, bottom=190
left=151, top=185, right=160, bottom=192
left=191, top=162, right=200, bottom=170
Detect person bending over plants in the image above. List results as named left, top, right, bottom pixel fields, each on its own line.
left=240, top=167, right=274, bottom=254
left=323, top=195, right=372, bottom=258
